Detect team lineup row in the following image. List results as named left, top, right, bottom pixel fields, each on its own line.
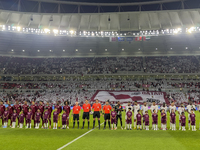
left=0, top=100, right=197, bottom=131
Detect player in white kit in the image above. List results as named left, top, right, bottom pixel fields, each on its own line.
left=178, top=104, right=185, bottom=130
left=133, top=101, right=140, bottom=129
left=187, top=101, right=196, bottom=130
left=169, top=102, right=176, bottom=130
left=141, top=102, right=148, bottom=129
left=124, top=101, right=133, bottom=130
left=160, top=103, right=168, bottom=129
left=150, top=101, right=158, bottom=130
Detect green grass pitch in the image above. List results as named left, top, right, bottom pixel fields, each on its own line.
left=0, top=110, right=200, bottom=150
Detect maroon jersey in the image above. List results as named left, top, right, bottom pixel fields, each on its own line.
left=7, top=105, right=13, bottom=115
left=43, top=110, right=49, bottom=120
left=35, top=112, right=41, bottom=120
left=181, top=115, right=186, bottom=123
left=143, top=114, right=149, bottom=122
left=152, top=113, right=158, bottom=122
left=170, top=112, right=176, bottom=120
left=161, top=113, right=166, bottom=121
left=111, top=111, right=117, bottom=118
left=53, top=111, right=59, bottom=120
left=19, top=113, right=25, bottom=123
left=55, top=105, right=62, bottom=114
left=38, top=105, right=44, bottom=114
left=26, top=111, right=32, bottom=120
left=190, top=114, right=196, bottom=122
left=63, top=105, right=70, bottom=116
left=12, top=113, right=17, bottom=122
left=13, top=104, right=21, bottom=114
left=30, top=105, right=37, bottom=114
left=3, top=111, right=9, bottom=119
left=126, top=111, right=132, bottom=118
left=62, top=113, right=67, bottom=121
left=0, top=104, right=5, bottom=115
left=46, top=105, right=52, bottom=115
left=136, top=113, right=142, bottom=121
left=22, top=104, right=29, bottom=114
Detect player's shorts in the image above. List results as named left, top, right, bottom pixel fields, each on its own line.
left=82, top=112, right=89, bottom=120
left=137, top=121, right=141, bottom=125
left=93, top=111, right=100, bottom=118
left=35, top=119, right=40, bottom=123
left=26, top=119, right=31, bottom=123
left=19, top=119, right=24, bottom=124
left=181, top=123, right=185, bottom=126
left=116, top=115, right=122, bottom=120
left=73, top=114, right=79, bottom=121
left=134, top=113, right=138, bottom=120
left=171, top=119, right=175, bottom=124
left=145, top=121, right=149, bottom=126
left=4, top=118, right=8, bottom=122
left=161, top=119, right=166, bottom=124
left=104, top=113, right=110, bottom=120
left=152, top=120, right=158, bottom=124
left=191, top=121, right=195, bottom=126
left=126, top=119, right=132, bottom=124
left=111, top=118, right=116, bottom=124
left=62, top=121, right=66, bottom=125
left=53, top=118, right=58, bottom=123
left=43, top=119, right=48, bottom=123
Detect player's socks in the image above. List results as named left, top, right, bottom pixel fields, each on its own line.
left=127, top=124, right=129, bottom=130
left=82, top=121, right=85, bottom=128
left=98, top=120, right=100, bottom=129
left=114, top=124, right=116, bottom=128
left=93, top=120, right=95, bottom=128
left=120, top=121, right=122, bottom=128
left=88, top=121, right=90, bottom=129
left=77, top=122, right=79, bottom=128
left=73, top=122, right=75, bottom=128
left=111, top=124, right=113, bottom=129
left=130, top=124, right=132, bottom=129
left=104, top=121, right=106, bottom=128
left=108, top=121, right=111, bottom=128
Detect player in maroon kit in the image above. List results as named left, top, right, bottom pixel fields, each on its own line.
left=26, top=108, right=32, bottom=128
left=53, top=107, right=59, bottom=129
left=38, top=101, right=44, bottom=128
left=63, top=101, right=70, bottom=129
left=30, top=101, right=37, bottom=128
left=143, top=111, right=149, bottom=130
left=22, top=100, right=29, bottom=126
left=62, top=110, right=68, bottom=129
left=19, top=110, right=25, bottom=128
left=13, top=100, right=21, bottom=127
left=7, top=101, right=13, bottom=127
left=43, top=108, right=49, bottom=129
left=110, top=107, right=117, bottom=130
left=35, top=109, right=41, bottom=129
left=161, top=109, right=167, bottom=130
left=46, top=102, right=52, bottom=128
left=0, top=100, right=5, bottom=126
left=55, top=101, right=62, bottom=129
left=190, top=109, right=196, bottom=131
left=11, top=109, right=17, bottom=128
left=180, top=112, right=186, bottom=131
left=3, top=107, right=9, bottom=128
left=126, top=107, right=132, bottom=130
left=170, top=109, right=176, bottom=131
left=152, top=109, right=158, bottom=130
left=136, top=110, right=142, bottom=130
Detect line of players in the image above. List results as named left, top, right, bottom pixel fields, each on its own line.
left=0, top=99, right=197, bottom=131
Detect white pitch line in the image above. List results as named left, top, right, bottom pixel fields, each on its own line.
left=57, top=123, right=104, bottom=150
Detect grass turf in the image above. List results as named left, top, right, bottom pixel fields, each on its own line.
left=0, top=111, right=200, bottom=150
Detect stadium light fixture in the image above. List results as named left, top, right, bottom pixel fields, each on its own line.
left=138, top=48, right=140, bottom=51
left=105, top=49, right=107, bottom=51
left=53, top=29, right=58, bottom=34
left=17, top=26, right=21, bottom=31
left=187, top=27, right=195, bottom=33
left=22, top=50, right=25, bottom=52
left=63, top=49, right=65, bottom=52
left=90, top=49, right=92, bottom=51
left=155, top=48, right=158, bottom=50
left=37, top=50, right=40, bottom=52
left=49, top=50, right=52, bottom=52
left=11, top=49, right=14, bottom=52
left=185, top=47, right=188, bottom=49
left=70, top=30, right=74, bottom=34
left=44, top=28, right=50, bottom=33
left=76, top=49, right=78, bottom=51
left=122, top=49, right=124, bottom=51
left=170, top=48, right=173, bottom=50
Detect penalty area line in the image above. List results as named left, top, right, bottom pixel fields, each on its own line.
left=57, top=123, right=104, bottom=150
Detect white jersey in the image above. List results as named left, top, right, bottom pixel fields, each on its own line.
left=141, top=105, right=148, bottom=115
left=160, top=106, right=168, bottom=113
left=125, top=105, right=133, bottom=113
left=177, top=107, right=185, bottom=115
left=133, top=104, right=140, bottom=114
left=169, top=105, right=176, bottom=113
left=187, top=105, right=196, bottom=113
left=150, top=105, right=158, bottom=113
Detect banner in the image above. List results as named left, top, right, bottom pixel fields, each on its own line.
left=118, top=37, right=125, bottom=41
left=109, top=37, right=117, bottom=42
left=126, top=37, right=133, bottom=42
left=91, top=91, right=168, bottom=104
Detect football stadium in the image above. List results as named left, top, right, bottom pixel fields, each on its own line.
left=1, top=0, right=200, bottom=149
